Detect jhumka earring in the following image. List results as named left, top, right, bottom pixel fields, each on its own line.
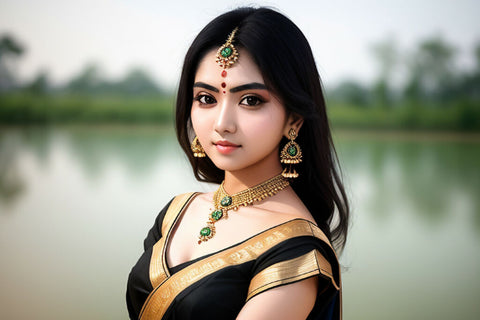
left=191, top=136, right=206, bottom=158
left=280, top=128, right=303, bottom=178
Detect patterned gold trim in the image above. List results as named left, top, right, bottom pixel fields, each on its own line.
left=149, top=192, right=197, bottom=288
left=308, top=223, right=333, bottom=250
left=149, top=237, right=167, bottom=288
left=140, top=219, right=338, bottom=320
left=310, top=223, right=343, bottom=319
left=161, top=192, right=197, bottom=236
left=246, top=249, right=339, bottom=301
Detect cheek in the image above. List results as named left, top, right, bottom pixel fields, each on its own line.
left=240, top=108, right=286, bottom=138
left=190, top=106, right=200, bottom=130
left=191, top=106, right=210, bottom=135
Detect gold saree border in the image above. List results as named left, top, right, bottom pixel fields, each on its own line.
left=140, top=219, right=337, bottom=320
left=246, top=249, right=340, bottom=301
left=308, top=220, right=343, bottom=319
left=149, top=192, right=197, bottom=288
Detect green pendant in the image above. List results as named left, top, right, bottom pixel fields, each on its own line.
left=220, top=196, right=232, bottom=207
left=211, top=210, right=223, bottom=221
left=200, top=227, right=211, bottom=237
left=287, top=145, right=297, bottom=156
left=221, top=47, right=232, bottom=58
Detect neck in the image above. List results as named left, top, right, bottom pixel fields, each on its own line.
left=222, top=156, right=283, bottom=194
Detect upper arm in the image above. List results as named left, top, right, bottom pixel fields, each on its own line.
left=237, top=276, right=319, bottom=320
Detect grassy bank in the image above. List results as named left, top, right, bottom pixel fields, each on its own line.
left=327, top=102, right=480, bottom=131
left=0, top=93, right=175, bottom=124
left=0, top=93, right=479, bottom=131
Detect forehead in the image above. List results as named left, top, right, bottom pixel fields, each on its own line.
left=194, top=48, right=264, bottom=84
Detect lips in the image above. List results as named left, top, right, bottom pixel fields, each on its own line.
left=214, top=140, right=241, bottom=155
left=214, top=140, right=240, bottom=147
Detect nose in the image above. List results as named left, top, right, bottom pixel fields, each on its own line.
left=214, top=99, right=237, bottom=134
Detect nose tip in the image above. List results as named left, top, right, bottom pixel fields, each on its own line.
left=214, top=101, right=237, bottom=134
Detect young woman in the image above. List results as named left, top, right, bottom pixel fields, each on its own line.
left=127, top=7, right=349, bottom=320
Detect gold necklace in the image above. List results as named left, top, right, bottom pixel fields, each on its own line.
left=198, top=173, right=290, bottom=244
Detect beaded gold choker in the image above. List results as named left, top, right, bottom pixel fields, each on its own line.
left=198, top=174, right=290, bottom=244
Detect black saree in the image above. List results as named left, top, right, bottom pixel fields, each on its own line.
left=127, top=192, right=342, bottom=320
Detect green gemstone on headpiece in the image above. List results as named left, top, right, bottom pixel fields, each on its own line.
left=221, top=47, right=232, bottom=58
left=200, top=227, right=211, bottom=237
left=220, top=196, right=232, bottom=207
left=287, top=145, right=298, bottom=156
left=211, top=210, right=223, bottom=221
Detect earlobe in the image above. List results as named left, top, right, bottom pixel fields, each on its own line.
left=284, top=115, right=304, bottom=138
left=294, top=118, right=304, bottom=133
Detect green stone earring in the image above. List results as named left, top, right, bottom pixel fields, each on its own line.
left=280, top=128, right=303, bottom=178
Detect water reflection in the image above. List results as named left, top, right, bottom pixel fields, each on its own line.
left=65, top=126, right=178, bottom=182
left=336, top=133, right=480, bottom=233
left=0, top=126, right=479, bottom=319
left=0, top=131, right=25, bottom=206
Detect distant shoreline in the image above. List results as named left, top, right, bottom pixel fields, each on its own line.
left=1, top=124, right=479, bottom=142
left=332, top=128, right=480, bottom=142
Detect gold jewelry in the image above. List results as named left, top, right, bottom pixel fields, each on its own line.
left=191, top=136, right=206, bottom=157
left=216, top=27, right=239, bottom=73
left=280, top=128, right=303, bottom=178
left=198, top=173, right=290, bottom=244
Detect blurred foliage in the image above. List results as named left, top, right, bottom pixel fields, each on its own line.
left=370, top=36, right=398, bottom=108
left=0, top=33, right=479, bottom=130
left=66, top=63, right=164, bottom=96
left=327, top=35, right=480, bottom=131
left=0, top=92, right=174, bottom=124
left=0, top=34, right=25, bottom=92
left=327, top=101, right=480, bottom=131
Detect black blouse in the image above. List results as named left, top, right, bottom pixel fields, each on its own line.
left=126, top=193, right=341, bottom=320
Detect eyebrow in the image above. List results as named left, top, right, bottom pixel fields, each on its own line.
left=193, top=82, right=219, bottom=93
left=230, top=82, right=267, bottom=93
left=193, top=82, right=268, bottom=93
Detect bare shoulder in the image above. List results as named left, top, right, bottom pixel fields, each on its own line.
left=184, top=191, right=213, bottom=212
left=253, top=187, right=317, bottom=225
left=185, top=187, right=315, bottom=226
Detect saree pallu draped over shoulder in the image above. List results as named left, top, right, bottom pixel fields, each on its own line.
left=127, top=192, right=342, bottom=320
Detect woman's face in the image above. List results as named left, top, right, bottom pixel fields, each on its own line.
left=191, top=49, right=297, bottom=174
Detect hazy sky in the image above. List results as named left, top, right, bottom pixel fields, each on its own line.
left=1, top=0, right=479, bottom=88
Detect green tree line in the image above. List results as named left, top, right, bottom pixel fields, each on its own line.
left=327, top=36, right=480, bottom=130
left=0, top=33, right=479, bottom=130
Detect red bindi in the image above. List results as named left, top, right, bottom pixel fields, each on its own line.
left=221, top=82, right=226, bottom=88
left=223, top=91, right=226, bottom=94
left=221, top=70, right=227, bottom=77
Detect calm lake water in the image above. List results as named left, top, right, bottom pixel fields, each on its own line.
left=0, top=126, right=479, bottom=320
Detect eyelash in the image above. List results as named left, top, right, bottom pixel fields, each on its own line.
left=193, top=93, right=266, bottom=108
left=193, top=94, right=216, bottom=105
left=239, top=95, right=265, bottom=107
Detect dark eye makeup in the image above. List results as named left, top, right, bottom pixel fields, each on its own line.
left=193, top=94, right=216, bottom=105
left=193, top=92, right=266, bottom=108
left=239, top=95, right=265, bottom=107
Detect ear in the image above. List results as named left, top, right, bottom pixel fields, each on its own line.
left=283, top=113, right=304, bottom=138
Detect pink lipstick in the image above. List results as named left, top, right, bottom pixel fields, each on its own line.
left=214, top=140, right=240, bottom=155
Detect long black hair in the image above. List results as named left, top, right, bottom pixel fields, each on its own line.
left=175, top=7, right=349, bottom=252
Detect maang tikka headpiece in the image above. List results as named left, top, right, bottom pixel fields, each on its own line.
left=216, top=27, right=239, bottom=78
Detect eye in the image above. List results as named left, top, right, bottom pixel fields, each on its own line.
left=240, top=95, right=264, bottom=107
left=194, top=94, right=216, bottom=105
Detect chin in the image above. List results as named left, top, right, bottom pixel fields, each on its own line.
left=208, top=158, right=251, bottom=173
